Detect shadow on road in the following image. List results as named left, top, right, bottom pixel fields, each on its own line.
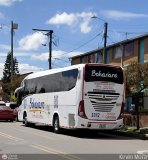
left=20, top=123, right=136, bottom=140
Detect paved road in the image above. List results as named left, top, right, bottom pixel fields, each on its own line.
left=0, top=121, right=148, bottom=160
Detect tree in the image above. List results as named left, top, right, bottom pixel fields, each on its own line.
left=125, top=61, right=148, bottom=95
left=125, top=61, right=148, bottom=130
left=1, top=52, right=20, bottom=100
left=2, top=52, right=19, bottom=83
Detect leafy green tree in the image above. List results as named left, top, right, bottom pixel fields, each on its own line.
left=125, top=61, right=148, bottom=95
left=1, top=52, right=20, bottom=100
left=2, top=52, right=19, bottom=83
left=125, top=61, right=148, bottom=130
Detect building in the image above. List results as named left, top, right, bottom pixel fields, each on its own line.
left=71, top=33, right=148, bottom=66
left=71, top=34, right=148, bottom=111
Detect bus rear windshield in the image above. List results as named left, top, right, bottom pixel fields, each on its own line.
left=85, top=65, right=123, bottom=84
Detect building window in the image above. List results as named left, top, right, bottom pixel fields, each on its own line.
left=124, top=42, right=134, bottom=57
left=95, top=51, right=103, bottom=63
left=139, top=39, right=144, bottom=64
left=80, top=56, right=87, bottom=63
left=80, top=57, right=83, bottom=63
left=88, top=54, right=93, bottom=63
left=105, top=49, right=110, bottom=64
left=113, top=46, right=123, bottom=59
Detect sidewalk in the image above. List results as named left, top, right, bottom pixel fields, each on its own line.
left=115, top=130, right=148, bottom=140
left=113, top=127, right=148, bottom=140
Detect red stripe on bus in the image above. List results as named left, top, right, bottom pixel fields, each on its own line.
left=88, top=122, right=117, bottom=124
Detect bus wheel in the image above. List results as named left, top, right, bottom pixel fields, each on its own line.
left=53, top=116, right=60, bottom=134
left=24, top=115, right=29, bottom=127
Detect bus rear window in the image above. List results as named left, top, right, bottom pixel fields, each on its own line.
left=85, top=65, right=123, bottom=84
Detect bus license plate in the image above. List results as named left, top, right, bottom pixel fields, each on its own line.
left=99, top=124, right=106, bottom=129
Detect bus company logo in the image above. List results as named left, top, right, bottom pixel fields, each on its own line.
left=24, top=99, right=27, bottom=109
left=30, top=98, right=45, bottom=109
left=91, top=70, right=118, bottom=78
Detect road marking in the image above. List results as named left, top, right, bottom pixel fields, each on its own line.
left=0, top=131, right=24, bottom=141
left=13, top=127, right=55, bottom=140
left=31, top=144, right=55, bottom=154
left=31, top=144, right=83, bottom=160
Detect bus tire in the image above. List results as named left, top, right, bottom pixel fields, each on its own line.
left=53, top=116, right=60, bottom=134
left=24, top=114, right=29, bottom=127
left=23, top=112, right=27, bottom=124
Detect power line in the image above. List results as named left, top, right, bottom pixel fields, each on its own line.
left=53, top=57, right=69, bottom=63
left=107, top=36, right=117, bottom=44
left=51, top=63, right=63, bottom=68
left=50, top=32, right=103, bottom=67
left=98, top=35, right=104, bottom=48
left=67, top=32, right=103, bottom=53
left=110, top=30, right=148, bottom=35
left=107, top=36, right=124, bottom=48
left=58, top=32, right=103, bottom=58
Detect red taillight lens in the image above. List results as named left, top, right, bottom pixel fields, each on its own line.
left=78, top=100, right=87, bottom=119
left=117, top=102, right=124, bottom=119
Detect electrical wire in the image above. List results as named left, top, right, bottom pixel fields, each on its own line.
left=107, top=36, right=117, bottom=44
left=67, top=32, right=103, bottom=53
left=51, top=63, right=63, bottom=68
left=53, top=58, right=69, bottom=63
left=58, top=32, right=103, bottom=58
left=50, top=32, right=104, bottom=67
left=108, top=29, right=148, bottom=35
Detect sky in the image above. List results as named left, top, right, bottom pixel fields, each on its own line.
left=0, top=0, right=148, bottom=79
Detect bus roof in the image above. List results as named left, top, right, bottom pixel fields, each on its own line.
left=24, top=64, right=85, bottom=80
left=24, top=63, right=123, bottom=80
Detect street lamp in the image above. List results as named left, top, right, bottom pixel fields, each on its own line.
left=11, top=21, right=18, bottom=96
left=91, top=16, right=108, bottom=64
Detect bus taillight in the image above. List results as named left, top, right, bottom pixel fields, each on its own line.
left=78, top=100, right=87, bottom=119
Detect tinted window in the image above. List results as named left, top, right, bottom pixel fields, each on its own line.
left=85, top=65, right=123, bottom=84
left=9, top=103, right=18, bottom=109
left=0, top=104, right=6, bottom=106
left=24, top=69, right=78, bottom=95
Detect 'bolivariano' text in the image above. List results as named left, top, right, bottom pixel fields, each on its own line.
left=91, top=70, right=118, bottom=78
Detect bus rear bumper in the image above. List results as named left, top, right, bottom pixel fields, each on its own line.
left=77, top=118, right=123, bottom=130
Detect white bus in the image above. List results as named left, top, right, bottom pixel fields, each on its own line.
left=15, top=63, right=125, bottom=133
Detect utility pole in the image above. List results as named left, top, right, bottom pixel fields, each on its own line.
left=32, top=29, right=53, bottom=69
left=10, top=21, right=18, bottom=97
left=103, top=22, right=108, bottom=64
left=11, top=21, right=13, bottom=86
left=46, top=30, right=53, bottom=69
left=91, top=16, right=108, bottom=64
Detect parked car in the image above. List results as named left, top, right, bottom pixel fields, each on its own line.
left=0, top=101, right=17, bottom=122
left=6, top=102, right=19, bottom=121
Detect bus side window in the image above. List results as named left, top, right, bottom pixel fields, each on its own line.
left=39, top=88, right=45, bottom=93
